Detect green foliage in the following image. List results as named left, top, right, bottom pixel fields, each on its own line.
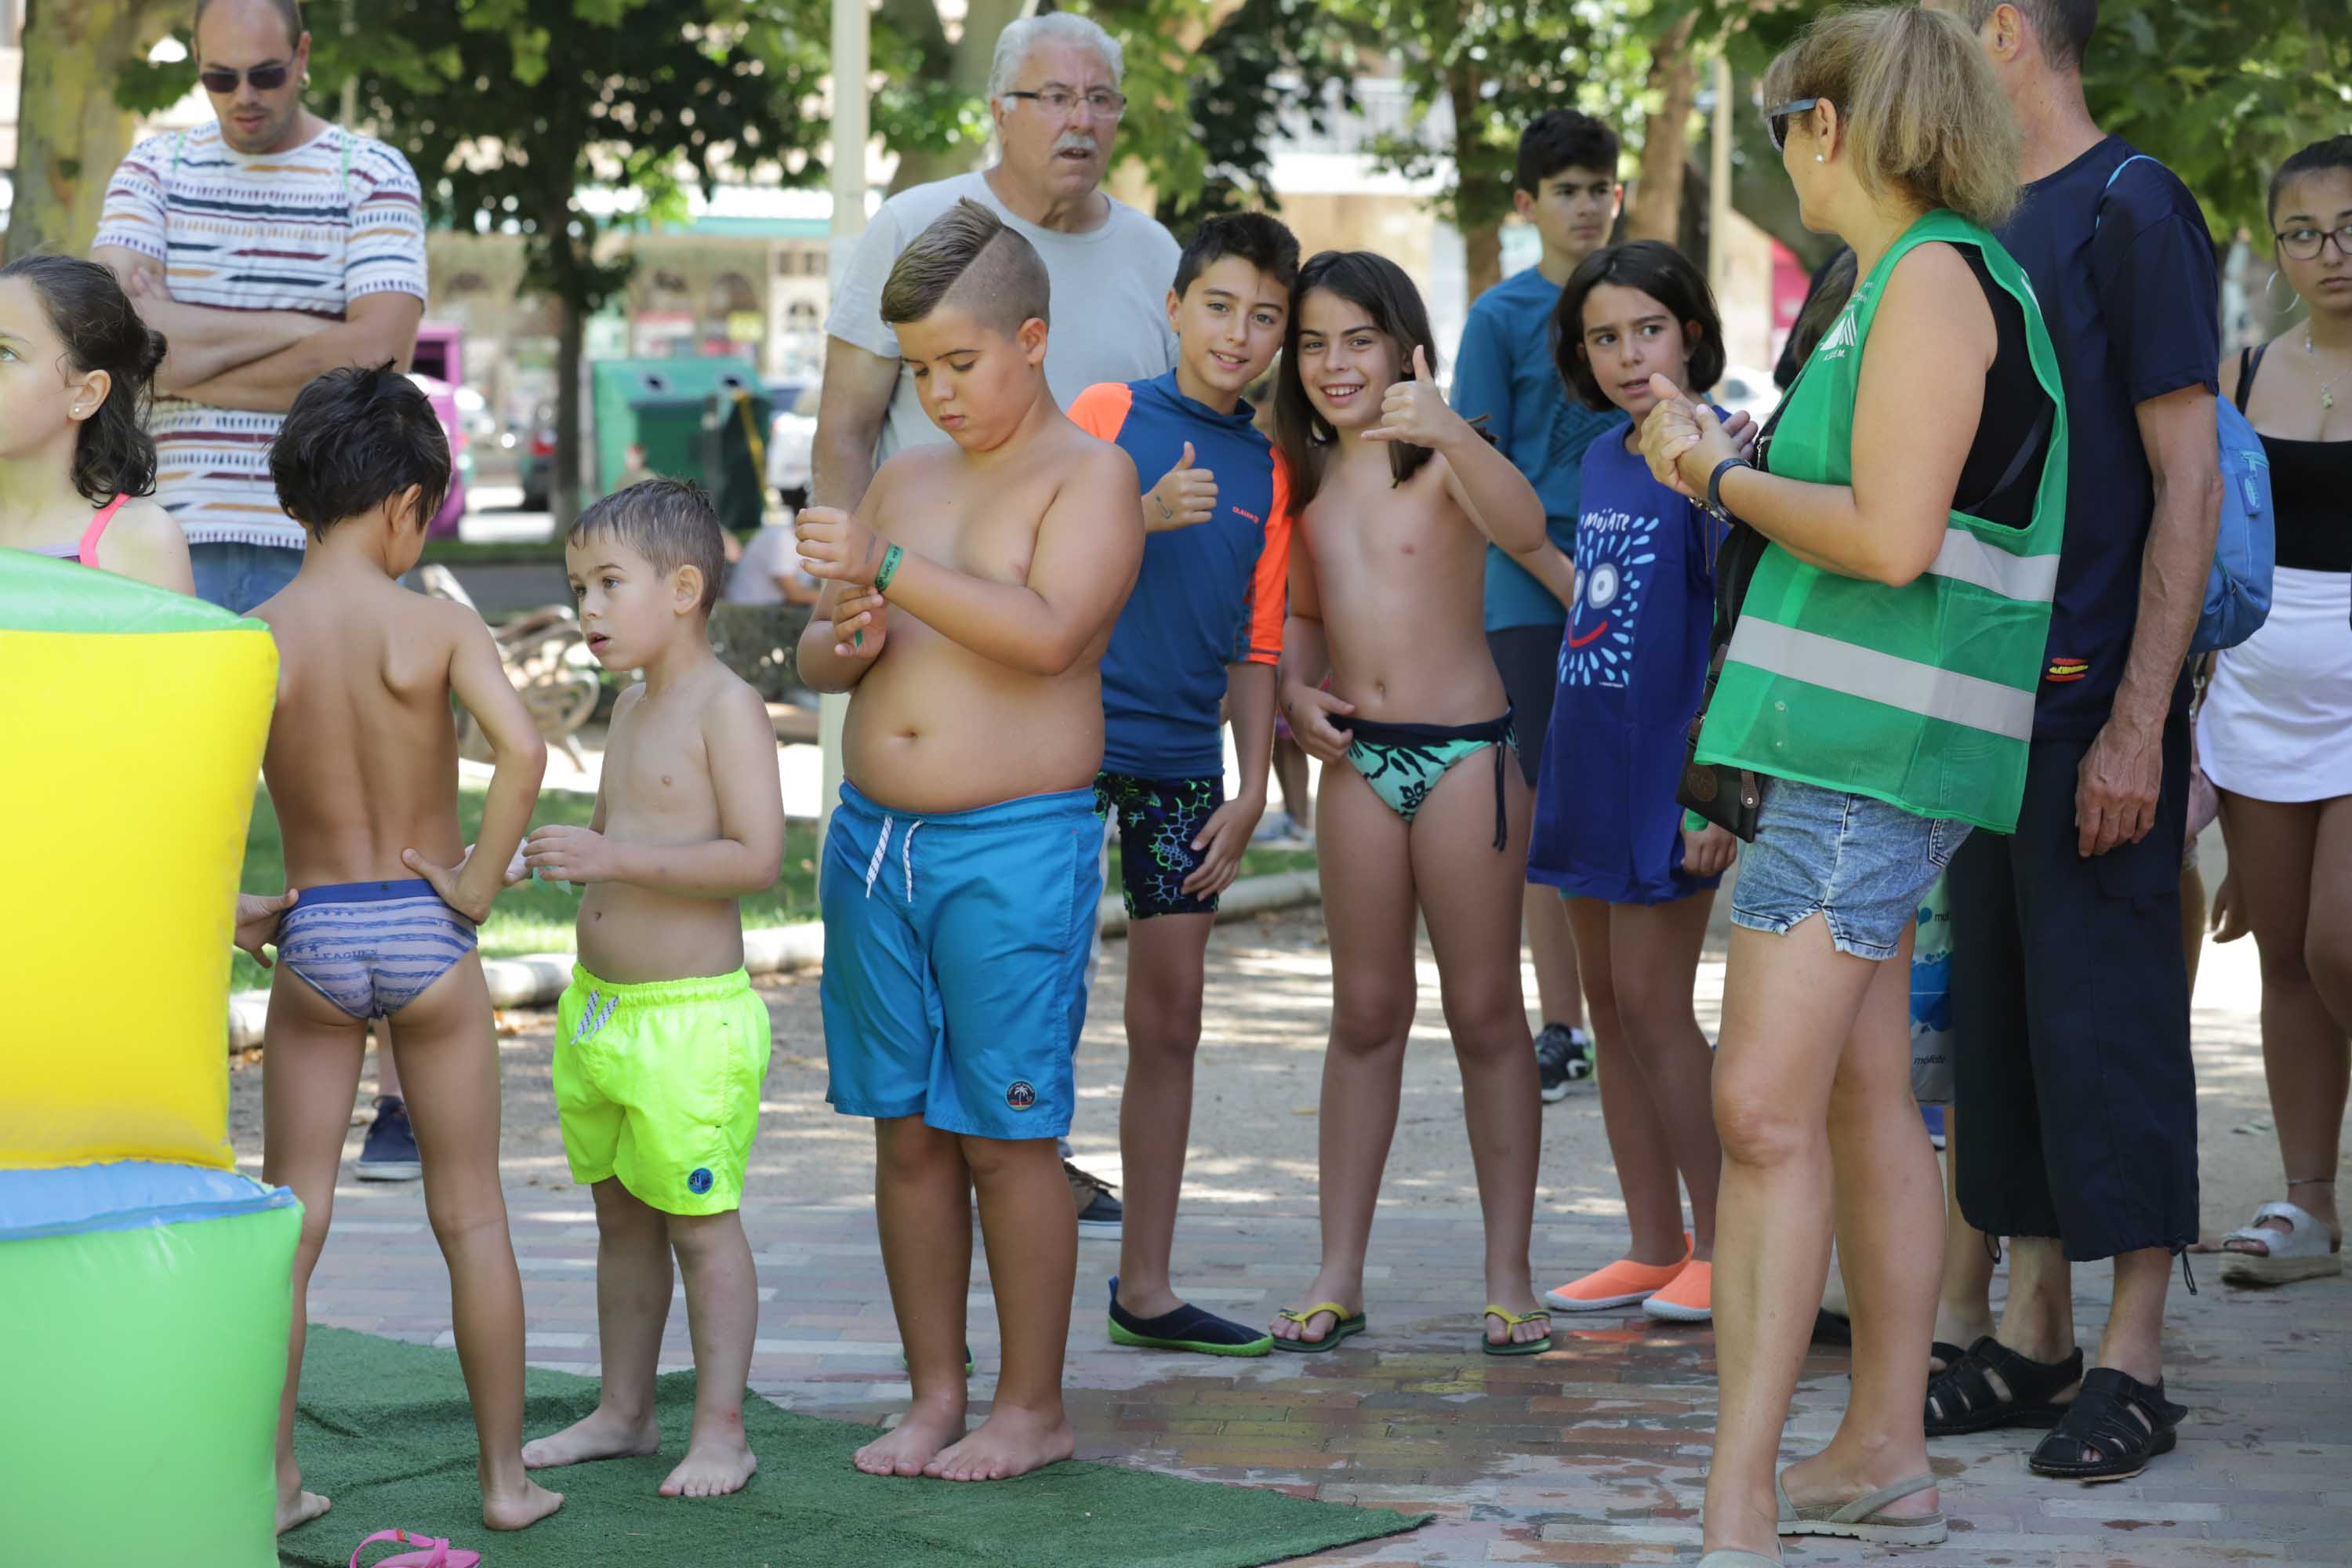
left=1668, top=0, right=2352, bottom=241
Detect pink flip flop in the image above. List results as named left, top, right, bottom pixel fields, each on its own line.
left=350, top=1527, right=482, bottom=1568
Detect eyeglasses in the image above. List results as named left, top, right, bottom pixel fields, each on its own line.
left=199, top=63, right=293, bottom=93
left=1767, top=96, right=1822, bottom=153
left=1002, top=87, right=1127, bottom=121
left=2276, top=223, right=2352, bottom=261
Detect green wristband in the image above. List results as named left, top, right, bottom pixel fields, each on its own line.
left=1684, top=809, right=1711, bottom=834
left=873, top=542, right=903, bottom=595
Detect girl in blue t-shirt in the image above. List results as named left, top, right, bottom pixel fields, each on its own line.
left=1530, top=241, right=1737, bottom=1324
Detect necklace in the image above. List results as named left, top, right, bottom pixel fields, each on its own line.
left=2306, top=332, right=2349, bottom=412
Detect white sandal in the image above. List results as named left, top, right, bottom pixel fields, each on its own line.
left=2219, top=1200, right=2344, bottom=1286
left=1776, top=1470, right=1947, bottom=1545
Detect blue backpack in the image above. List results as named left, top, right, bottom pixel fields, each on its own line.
left=2099, top=154, right=2274, bottom=653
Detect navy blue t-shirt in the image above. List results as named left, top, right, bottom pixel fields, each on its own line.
left=1995, top=136, right=2218, bottom=739
left=1528, top=430, right=1723, bottom=906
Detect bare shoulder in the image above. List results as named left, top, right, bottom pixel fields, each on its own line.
left=695, top=664, right=773, bottom=743
left=1878, top=241, right=1994, bottom=343
left=106, top=498, right=177, bottom=547
left=1051, top=421, right=1141, bottom=492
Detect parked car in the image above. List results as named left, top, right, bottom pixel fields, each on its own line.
left=1711, top=364, right=1780, bottom=428
left=764, top=379, right=818, bottom=511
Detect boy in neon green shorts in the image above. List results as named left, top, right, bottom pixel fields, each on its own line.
left=516, top=480, right=787, bottom=1501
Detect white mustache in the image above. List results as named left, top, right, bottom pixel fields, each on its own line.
left=1054, top=136, right=1098, bottom=155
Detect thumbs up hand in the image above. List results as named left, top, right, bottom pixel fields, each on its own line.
left=1365, top=343, right=1465, bottom=449
left=1145, top=439, right=1219, bottom=532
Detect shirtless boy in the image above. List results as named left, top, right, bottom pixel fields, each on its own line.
left=793, top=198, right=1142, bottom=1482
left=252, top=365, right=560, bottom=1534
left=1266, top=251, right=1555, bottom=1356
left=519, top=479, right=786, bottom=1500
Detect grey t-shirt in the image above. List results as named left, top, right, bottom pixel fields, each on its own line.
left=824, top=169, right=1180, bottom=463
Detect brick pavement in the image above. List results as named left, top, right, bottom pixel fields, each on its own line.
left=276, top=902, right=2349, bottom=1566
left=299, top=1180, right=2350, bottom=1566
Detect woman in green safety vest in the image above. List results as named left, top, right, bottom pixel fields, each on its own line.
left=1635, top=10, right=2069, bottom=1566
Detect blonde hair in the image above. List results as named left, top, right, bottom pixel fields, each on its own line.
left=879, top=198, right=1051, bottom=335
left=1762, top=6, right=2022, bottom=230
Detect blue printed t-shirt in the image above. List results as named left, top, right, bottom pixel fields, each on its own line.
left=1069, top=372, right=1292, bottom=778
left=1528, top=429, right=1723, bottom=906
left=1995, top=136, right=2218, bottom=739
left=1450, top=266, right=1628, bottom=631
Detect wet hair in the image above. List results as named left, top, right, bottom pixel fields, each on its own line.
left=880, top=198, right=1051, bottom=337
left=194, top=0, right=306, bottom=51
left=269, top=362, right=450, bottom=536
left=2270, top=135, right=2352, bottom=231
left=0, top=254, right=168, bottom=506
left=568, top=478, right=728, bottom=615
left=1174, top=212, right=1302, bottom=300
left=1951, top=0, right=2097, bottom=72
left=1551, top=241, right=1726, bottom=414
left=1516, top=110, right=1621, bottom=197
left=1762, top=6, right=2022, bottom=231
left=1274, top=250, right=1445, bottom=508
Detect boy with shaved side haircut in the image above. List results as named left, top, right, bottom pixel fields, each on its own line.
left=794, top=198, right=1144, bottom=1483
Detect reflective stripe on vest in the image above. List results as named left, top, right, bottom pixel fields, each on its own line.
left=1727, top=619, right=2039, bottom=742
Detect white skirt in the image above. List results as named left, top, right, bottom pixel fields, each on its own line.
left=2198, top=565, right=2352, bottom=804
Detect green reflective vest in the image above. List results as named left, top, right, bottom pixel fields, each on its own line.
left=1697, top=209, right=2068, bottom=833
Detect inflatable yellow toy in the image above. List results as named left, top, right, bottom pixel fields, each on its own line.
left=0, top=550, right=299, bottom=1565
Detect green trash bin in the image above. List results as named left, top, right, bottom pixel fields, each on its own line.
left=589, top=356, right=762, bottom=495
left=702, top=384, right=773, bottom=533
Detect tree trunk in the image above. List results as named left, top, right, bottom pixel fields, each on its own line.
left=554, top=290, right=586, bottom=529
left=884, top=0, right=1036, bottom=194
left=4, top=0, right=183, bottom=260
left=1624, top=13, right=1700, bottom=246
left=1444, top=59, right=1502, bottom=301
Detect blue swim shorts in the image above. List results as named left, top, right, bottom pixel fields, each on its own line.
left=1730, top=778, right=1969, bottom=963
left=819, top=780, right=1102, bottom=1139
left=277, top=877, right=478, bottom=1018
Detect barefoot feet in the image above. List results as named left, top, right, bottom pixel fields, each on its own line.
left=660, top=1436, right=758, bottom=1498
left=522, top=1406, right=660, bottom=1470
left=853, top=1402, right=967, bottom=1477
left=274, top=1478, right=331, bottom=1535
left=923, top=1404, right=1075, bottom=1483
left=482, top=1476, right=567, bottom=1531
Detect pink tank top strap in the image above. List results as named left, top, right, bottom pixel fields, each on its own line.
left=78, top=495, right=131, bottom=568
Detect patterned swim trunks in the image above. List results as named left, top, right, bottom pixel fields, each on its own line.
left=1094, top=771, right=1225, bottom=919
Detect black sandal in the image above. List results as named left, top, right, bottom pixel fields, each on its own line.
left=2028, top=1367, right=2187, bottom=1483
left=1923, top=1335, right=2083, bottom=1436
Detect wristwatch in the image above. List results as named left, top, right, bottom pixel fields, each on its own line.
left=1705, top=456, right=1752, bottom=523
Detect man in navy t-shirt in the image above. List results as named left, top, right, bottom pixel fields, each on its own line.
left=1930, top=0, right=2223, bottom=1484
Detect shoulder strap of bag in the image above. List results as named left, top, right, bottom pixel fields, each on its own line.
left=2235, top=343, right=2267, bottom=413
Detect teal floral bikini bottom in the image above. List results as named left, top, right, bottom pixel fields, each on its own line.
left=1343, top=711, right=1515, bottom=849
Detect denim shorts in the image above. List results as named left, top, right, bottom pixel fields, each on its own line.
left=190, top=540, right=303, bottom=615
left=1730, top=777, right=1970, bottom=962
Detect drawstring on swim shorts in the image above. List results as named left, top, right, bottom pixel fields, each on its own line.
left=860, top=814, right=923, bottom=903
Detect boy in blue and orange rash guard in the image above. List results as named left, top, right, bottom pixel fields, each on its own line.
left=1065, top=212, right=1299, bottom=1357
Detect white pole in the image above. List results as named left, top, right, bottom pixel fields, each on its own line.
left=1709, top=53, right=1733, bottom=302
left=818, top=0, right=869, bottom=839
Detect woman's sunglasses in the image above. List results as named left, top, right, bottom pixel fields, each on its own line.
left=1768, top=96, right=1822, bottom=153
left=200, top=63, right=293, bottom=93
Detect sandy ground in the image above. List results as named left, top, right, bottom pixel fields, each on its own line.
left=227, top=880, right=2315, bottom=1250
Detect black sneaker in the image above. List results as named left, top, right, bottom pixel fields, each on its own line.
left=1065, top=1161, right=1123, bottom=1237
left=357, top=1094, right=422, bottom=1181
left=1534, top=1025, right=1593, bottom=1103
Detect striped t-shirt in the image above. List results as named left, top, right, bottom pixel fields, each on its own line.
left=94, top=122, right=429, bottom=549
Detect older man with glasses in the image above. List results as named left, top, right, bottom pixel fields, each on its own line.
left=814, top=12, right=1182, bottom=1240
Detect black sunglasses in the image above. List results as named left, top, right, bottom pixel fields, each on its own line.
left=1768, top=96, right=1822, bottom=153
left=200, top=63, right=293, bottom=93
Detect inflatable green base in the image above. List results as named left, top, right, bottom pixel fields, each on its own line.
left=0, top=1163, right=299, bottom=1566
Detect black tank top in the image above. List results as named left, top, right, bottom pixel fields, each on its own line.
left=2235, top=343, right=2352, bottom=574
left=1951, top=247, right=2052, bottom=528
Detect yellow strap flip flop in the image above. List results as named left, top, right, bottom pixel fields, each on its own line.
left=1271, top=1300, right=1367, bottom=1353
left=1482, top=1304, right=1554, bottom=1356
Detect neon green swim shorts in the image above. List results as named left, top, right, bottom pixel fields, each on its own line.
left=554, top=964, right=771, bottom=1215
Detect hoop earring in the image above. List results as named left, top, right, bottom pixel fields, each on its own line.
left=2265, top=269, right=2300, bottom=310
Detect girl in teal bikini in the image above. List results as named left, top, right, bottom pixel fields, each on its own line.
left=1263, top=251, right=1557, bottom=1356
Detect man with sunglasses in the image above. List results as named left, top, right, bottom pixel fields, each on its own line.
left=93, top=0, right=426, bottom=615
left=1918, top=0, right=2223, bottom=1485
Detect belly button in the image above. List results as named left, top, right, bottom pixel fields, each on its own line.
left=662, top=775, right=673, bottom=786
